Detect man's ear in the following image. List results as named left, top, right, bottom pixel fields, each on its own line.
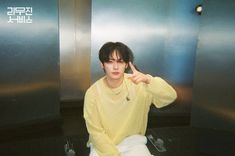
left=100, top=62, right=106, bottom=73
left=100, top=62, right=104, bottom=69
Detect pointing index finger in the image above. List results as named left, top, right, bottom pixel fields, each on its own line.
left=129, top=62, right=137, bottom=73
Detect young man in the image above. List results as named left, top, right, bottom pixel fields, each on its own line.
left=84, top=42, right=177, bottom=156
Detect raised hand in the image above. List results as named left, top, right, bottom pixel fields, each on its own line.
left=127, top=62, right=152, bottom=84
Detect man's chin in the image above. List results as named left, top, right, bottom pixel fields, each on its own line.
left=110, top=75, right=123, bottom=80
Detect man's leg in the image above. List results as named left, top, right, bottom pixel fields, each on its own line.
left=89, top=135, right=152, bottom=156
left=118, top=135, right=152, bottom=156
left=89, top=145, right=99, bottom=156
left=121, top=144, right=152, bottom=156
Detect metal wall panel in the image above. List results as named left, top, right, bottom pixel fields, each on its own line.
left=91, top=0, right=201, bottom=114
left=59, top=0, right=91, bottom=101
left=0, top=0, right=60, bottom=128
left=191, top=0, right=235, bottom=132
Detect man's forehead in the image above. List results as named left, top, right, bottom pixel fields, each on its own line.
left=109, top=51, right=122, bottom=59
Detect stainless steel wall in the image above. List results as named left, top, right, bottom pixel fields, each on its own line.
left=0, top=0, right=60, bottom=128
left=91, top=0, right=201, bottom=114
left=59, top=0, right=91, bottom=101
left=58, top=0, right=202, bottom=115
left=191, top=0, right=235, bottom=132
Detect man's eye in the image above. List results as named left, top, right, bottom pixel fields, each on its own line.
left=118, top=60, right=124, bottom=63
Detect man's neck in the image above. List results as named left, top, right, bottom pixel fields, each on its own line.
left=105, top=77, right=124, bottom=88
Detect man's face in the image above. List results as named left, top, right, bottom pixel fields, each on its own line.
left=101, top=51, right=127, bottom=81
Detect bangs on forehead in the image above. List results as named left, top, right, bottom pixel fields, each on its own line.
left=109, top=50, right=124, bottom=59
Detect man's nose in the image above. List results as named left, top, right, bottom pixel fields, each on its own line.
left=113, top=61, right=118, bottom=69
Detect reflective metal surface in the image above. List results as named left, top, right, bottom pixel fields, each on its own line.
left=91, top=0, right=201, bottom=114
left=191, top=0, right=235, bottom=132
left=0, top=0, right=60, bottom=128
left=59, top=0, right=91, bottom=101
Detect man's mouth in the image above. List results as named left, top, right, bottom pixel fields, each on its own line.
left=112, top=72, right=120, bottom=75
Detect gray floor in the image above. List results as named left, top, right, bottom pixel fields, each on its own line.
left=0, top=106, right=89, bottom=156
left=147, top=127, right=235, bottom=156
left=0, top=106, right=233, bottom=156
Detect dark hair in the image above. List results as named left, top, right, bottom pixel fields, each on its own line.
left=99, top=42, right=134, bottom=64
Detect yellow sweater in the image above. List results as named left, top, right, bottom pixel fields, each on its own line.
left=83, top=74, right=177, bottom=156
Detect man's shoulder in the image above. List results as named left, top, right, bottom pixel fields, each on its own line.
left=85, top=76, right=104, bottom=95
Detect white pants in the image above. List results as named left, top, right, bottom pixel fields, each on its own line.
left=89, top=135, right=152, bottom=156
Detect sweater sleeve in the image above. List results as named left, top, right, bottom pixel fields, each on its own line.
left=83, top=88, right=121, bottom=156
left=145, top=76, right=177, bottom=108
